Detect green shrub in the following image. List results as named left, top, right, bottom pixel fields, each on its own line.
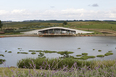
left=88, top=56, right=95, bottom=58
left=78, top=48, right=81, bottom=49
left=8, top=51, right=12, bottom=53
left=97, top=55, right=104, bottom=57
left=105, top=52, right=113, bottom=56
left=93, top=49, right=95, bottom=50
left=82, top=53, right=88, bottom=55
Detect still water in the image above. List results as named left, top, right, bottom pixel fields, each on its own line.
left=0, top=37, right=116, bottom=67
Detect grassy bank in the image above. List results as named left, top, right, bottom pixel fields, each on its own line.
left=1, top=59, right=116, bottom=77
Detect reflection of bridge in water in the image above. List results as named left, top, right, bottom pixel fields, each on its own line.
left=38, top=27, right=93, bottom=37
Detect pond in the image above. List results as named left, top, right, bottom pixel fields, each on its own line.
left=0, top=36, right=116, bottom=67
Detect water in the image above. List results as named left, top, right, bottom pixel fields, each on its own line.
left=0, top=37, right=116, bottom=67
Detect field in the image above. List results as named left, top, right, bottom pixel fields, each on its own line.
left=1, top=21, right=116, bottom=35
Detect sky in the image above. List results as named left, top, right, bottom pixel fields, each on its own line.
left=0, top=0, right=116, bottom=21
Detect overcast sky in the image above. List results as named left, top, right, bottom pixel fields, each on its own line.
left=0, top=0, right=116, bottom=21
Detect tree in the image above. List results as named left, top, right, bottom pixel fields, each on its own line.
left=0, top=20, right=3, bottom=30
left=63, top=21, right=67, bottom=25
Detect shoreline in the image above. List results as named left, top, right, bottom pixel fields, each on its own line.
left=0, top=34, right=116, bottom=37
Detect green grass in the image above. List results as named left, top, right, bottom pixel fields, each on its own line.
left=43, top=50, right=57, bottom=53
left=0, top=54, right=4, bottom=57
left=82, top=53, right=88, bottom=55
left=105, top=52, right=113, bottom=56
left=0, top=59, right=5, bottom=64
left=5, top=50, right=7, bottom=52
left=8, top=51, right=12, bottom=53
left=98, top=50, right=102, bottom=52
left=17, top=52, right=28, bottom=54
left=29, top=50, right=36, bottom=52
left=57, top=51, right=74, bottom=55
left=31, top=52, right=36, bottom=54
left=77, top=55, right=95, bottom=60
left=97, top=55, right=104, bottom=57
left=76, top=55, right=82, bottom=57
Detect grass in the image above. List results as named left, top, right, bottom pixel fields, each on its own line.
left=43, top=50, right=57, bottom=53
left=98, top=50, right=102, bottom=52
left=57, top=51, right=74, bottom=55
left=8, top=51, right=12, bottom=53
left=0, top=54, right=4, bottom=57
left=97, top=55, right=105, bottom=57
left=82, top=53, right=88, bottom=55
left=0, top=59, right=5, bottom=64
left=105, top=52, right=113, bottom=56
left=77, top=56, right=95, bottom=60
left=31, top=52, right=36, bottom=54
left=17, top=52, right=28, bottom=54
left=29, top=50, right=36, bottom=52
left=76, top=55, right=82, bottom=57
left=5, top=50, right=7, bottom=52
left=1, top=58, right=116, bottom=77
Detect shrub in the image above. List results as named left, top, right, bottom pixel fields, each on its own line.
left=108, top=51, right=112, bottom=52
left=93, top=49, right=95, bottom=50
left=78, top=48, right=81, bottom=49
left=57, top=51, right=74, bottom=58
left=97, top=55, right=104, bottom=57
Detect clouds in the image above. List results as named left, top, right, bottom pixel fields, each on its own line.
left=0, top=8, right=116, bottom=21
left=88, top=3, right=99, bottom=7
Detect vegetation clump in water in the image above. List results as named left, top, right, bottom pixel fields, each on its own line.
left=105, top=52, right=113, bottom=56
left=0, top=54, right=4, bottom=57
left=17, top=52, right=28, bottom=54
left=8, top=51, right=12, bottom=53
left=97, top=55, right=104, bottom=57
left=82, top=53, right=88, bottom=56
